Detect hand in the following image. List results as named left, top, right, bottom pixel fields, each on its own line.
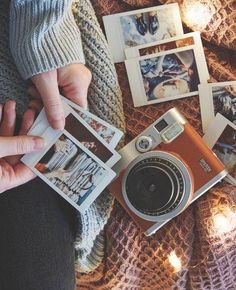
left=0, top=101, right=45, bottom=193
left=29, top=64, right=92, bottom=130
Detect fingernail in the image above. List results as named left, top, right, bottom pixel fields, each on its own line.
left=52, top=118, right=65, bottom=130
left=33, top=137, right=45, bottom=151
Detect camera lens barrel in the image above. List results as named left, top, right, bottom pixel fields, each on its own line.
left=122, top=151, right=193, bottom=222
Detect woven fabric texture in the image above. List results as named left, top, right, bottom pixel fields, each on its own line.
left=123, top=0, right=236, bottom=51
left=76, top=0, right=236, bottom=289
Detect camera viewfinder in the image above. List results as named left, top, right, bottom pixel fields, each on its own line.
left=154, top=119, right=168, bottom=132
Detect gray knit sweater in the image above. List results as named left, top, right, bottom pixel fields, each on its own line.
left=10, top=0, right=85, bottom=80
left=1, top=0, right=125, bottom=273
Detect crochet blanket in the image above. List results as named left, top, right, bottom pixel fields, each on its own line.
left=76, top=0, right=236, bottom=289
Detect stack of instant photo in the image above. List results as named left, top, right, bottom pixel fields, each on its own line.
left=103, top=4, right=235, bottom=185
left=200, top=82, right=236, bottom=186
left=103, top=3, right=209, bottom=107
left=21, top=98, right=123, bottom=212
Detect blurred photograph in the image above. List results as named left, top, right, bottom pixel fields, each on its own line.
left=139, top=49, right=199, bottom=101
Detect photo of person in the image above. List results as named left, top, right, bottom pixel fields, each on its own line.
left=213, top=85, right=236, bottom=125
left=35, top=135, right=108, bottom=206
left=212, top=125, right=236, bottom=179
left=65, top=113, right=114, bottom=163
left=139, top=49, right=200, bottom=101
left=139, top=36, right=195, bottom=56
left=120, top=7, right=179, bottom=48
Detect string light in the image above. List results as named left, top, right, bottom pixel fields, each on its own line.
left=212, top=206, right=236, bottom=236
left=168, top=251, right=182, bottom=273
left=182, top=2, right=213, bottom=31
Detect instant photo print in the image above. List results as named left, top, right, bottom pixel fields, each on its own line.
left=103, top=3, right=183, bottom=63
left=63, top=97, right=123, bottom=148
left=25, top=104, right=121, bottom=167
left=125, top=32, right=202, bottom=59
left=22, top=102, right=120, bottom=212
left=29, top=97, right=123, bottom=149
left=125, top=45, right=209, bottom=107
left=26, top=130, right=116, bottom=212
left=203, top=113, right=236, bottom=186
left=199, top=81, right=236, bottom=133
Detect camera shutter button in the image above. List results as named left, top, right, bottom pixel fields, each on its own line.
left=135, top=136, right=153, bottom=153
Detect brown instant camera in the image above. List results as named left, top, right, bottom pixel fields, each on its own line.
left=110, top=108, right=227, bottom=236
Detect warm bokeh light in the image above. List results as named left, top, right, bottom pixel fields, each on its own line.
left=212, top=207, right=236, bottom=235
left=182, top=2, right=213, bottom=31
left=168, top=251, right=182, bottom=272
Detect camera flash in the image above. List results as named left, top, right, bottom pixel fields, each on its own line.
left=161, top=122, right=184, bottom=143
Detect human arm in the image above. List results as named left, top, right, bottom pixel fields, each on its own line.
left=0, top=101, right=45, bottom=193
left=10, top=0, right=92, bottom=130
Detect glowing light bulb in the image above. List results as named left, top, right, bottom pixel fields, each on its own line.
left=212, top=207, right=236, bottom=235
left=168, top=251, right=182, bottom=272
left=183, top=2, right=213, bottom=31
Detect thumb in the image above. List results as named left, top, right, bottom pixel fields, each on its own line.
left=58, top=64, right=92, bottom=110
left=32, top=71, right=65, bottom=130
left=0, top=136, right=45, bottom=158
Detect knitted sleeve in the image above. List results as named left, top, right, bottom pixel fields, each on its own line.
left=9, top=0, right=85, bottom=80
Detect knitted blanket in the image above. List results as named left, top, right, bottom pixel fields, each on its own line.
left=1, top=0, right=236, bottom=288
left=76, top=0, right=236, bottom=289
left=0, top=0, right=125, bottom=274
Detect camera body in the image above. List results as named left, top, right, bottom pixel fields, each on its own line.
left=109, top=108, right=227, bottom=236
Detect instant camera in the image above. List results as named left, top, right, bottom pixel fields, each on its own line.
left=109, top=108, right=227, bottom=236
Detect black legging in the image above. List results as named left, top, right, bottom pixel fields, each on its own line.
left=0, top=178, right=77, bottom=290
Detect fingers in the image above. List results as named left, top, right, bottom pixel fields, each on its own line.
left=0, top=100, right=16, bottom=136
left=0, top=162, right=36, bottom=192
left=28, top=99, right=43, bottom=113
left=0, top=135, right=45, bottom=158
left=32, top=71, right=65, bottom=130
left=27, top=86, right=41, bottom=99
left=0, top=104, right=3, bottom=121
left=58, top=64, right=92, bottom=109
left=19, top=109, right=36, bottom=136
left=5, top=109, right=39, bottom=166
left=13, top=163, right=36, bottom=187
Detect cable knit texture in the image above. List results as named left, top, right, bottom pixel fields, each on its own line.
left=0, top=0, right=125, bottom=274
left=10, top=0, right=85, bottom=79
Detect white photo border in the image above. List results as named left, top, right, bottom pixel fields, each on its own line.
left=125, top=32, right=201, bottom=59
left=103, top=3, right=183, bottom=63
left=125, top=45, right=208, bottom=107
left=203, top=113, right=236, bottom=186
left=23, top=102, right=121, bottom=167
left=62, top=97, right=123, bottom=148
left=199, top=81, right=236, bottom=133
left=28, top=130, right=116, bottom=212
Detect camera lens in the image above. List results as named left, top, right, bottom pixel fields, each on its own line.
left=124, top=155, right=185, bottom=217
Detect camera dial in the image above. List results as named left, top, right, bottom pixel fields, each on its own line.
left=122, top=151, right=193, bottom=222
left=136, top=136, right=153, bottom=153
